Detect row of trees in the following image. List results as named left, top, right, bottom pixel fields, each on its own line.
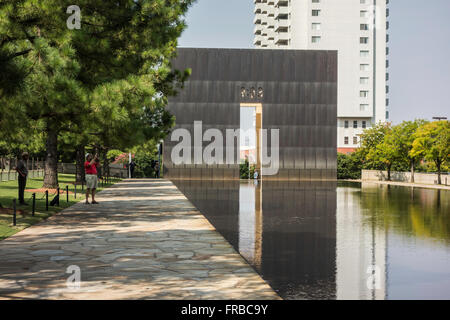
left=0, top=1, right=194, bottom=187
left=339, top=120, right=450, bottom=184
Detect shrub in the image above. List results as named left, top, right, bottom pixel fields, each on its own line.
left=338, top=153, right=362, bottom=180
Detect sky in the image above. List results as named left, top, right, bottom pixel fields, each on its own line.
left=178, top=0, right=450, bottom=124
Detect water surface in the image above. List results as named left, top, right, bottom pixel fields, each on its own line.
left=174, top=180, right=450, bottom=300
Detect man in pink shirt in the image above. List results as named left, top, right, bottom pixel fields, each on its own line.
left=84, top=153, right=101, bottom=204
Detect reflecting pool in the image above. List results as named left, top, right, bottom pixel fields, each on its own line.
left=173, top=180, right=450, bottom=300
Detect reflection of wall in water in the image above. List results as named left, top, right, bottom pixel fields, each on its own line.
left=174, top=180, right=338, bottom=300
left=336, top=185, right=387, bottom=300
left=260, top=181, right=337, bottom=299
left=173, top=180, right=241, bottom=248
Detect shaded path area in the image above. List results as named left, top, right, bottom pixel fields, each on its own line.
left=0, top=179, right=278, bottom=300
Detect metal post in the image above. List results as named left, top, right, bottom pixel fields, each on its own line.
left=129, top=152, right=132, bottom=179
left=74, top=183, right=77, bottom=199
left=13, top=199, right=16, bottom=226
left=66, top=185, right=69, bottom=202
left=57, top=187, right=60, bottom=206
left=46, top=190, right=49, bottom=211
left=32, top=193, right=36, bottom=216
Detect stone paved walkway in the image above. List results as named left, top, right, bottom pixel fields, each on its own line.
left=0, top=179, right=279, bottom=300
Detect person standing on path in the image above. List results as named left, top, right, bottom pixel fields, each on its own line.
left=15, top=152, right=29, bottom=205
left=129, top=160, right=136, bottom=178
left=85, top=153, right=101, bottom=204
left=154, top=161, right=160, bottom=179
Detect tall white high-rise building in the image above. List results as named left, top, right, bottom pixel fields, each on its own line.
left=254, top=0, right=390, bottom=152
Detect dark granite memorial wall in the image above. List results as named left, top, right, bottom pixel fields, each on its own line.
left=164, top=48, right=337, bottom=180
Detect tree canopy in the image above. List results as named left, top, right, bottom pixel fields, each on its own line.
left=0, top=0, right=195, bottom=186
left=346, top=120, right=450, bottom=183
left=411, top=121, right=450, bottom=184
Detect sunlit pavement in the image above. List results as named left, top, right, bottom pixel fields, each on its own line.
left=0, top=179, right=279, bottom=300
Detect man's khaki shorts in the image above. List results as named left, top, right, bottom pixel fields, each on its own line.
left=86, top=174, right=98, bottom=189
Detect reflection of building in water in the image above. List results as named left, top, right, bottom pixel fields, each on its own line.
left=239, top=182, right=262, bottom=270
left=336, top=184, right=387, bottom=300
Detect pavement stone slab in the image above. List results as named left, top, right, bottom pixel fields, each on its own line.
left=0, top=179, right=279, bottom=300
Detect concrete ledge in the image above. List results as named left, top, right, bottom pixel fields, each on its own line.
left=362, top=170, right=449, bottom=186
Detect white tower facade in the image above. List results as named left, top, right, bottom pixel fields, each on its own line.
left=254, top=0, right=390, bottom=152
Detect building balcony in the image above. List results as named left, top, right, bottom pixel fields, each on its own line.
left=260, top=3, right=269, bottom=13
left=266, top=29, right=276, bottom=39
left=254, top=2, right=264, bottom=13
left=253, top=35, right=263, bottom=45
left=275, top=32, right=290, bottom=45
left=275, top=0, right=289, bottom=7
left=253, top=14, right=262, bottom=24
left=277, top=6, right=290, bottom=16
left=266, top=6, right=276, bottom=16
left=275, top=19, right=290, bottom=31
left=267, top=16, right=276, bottom=26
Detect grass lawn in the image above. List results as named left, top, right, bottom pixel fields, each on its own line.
left=0, top=174, right=121, bottom=241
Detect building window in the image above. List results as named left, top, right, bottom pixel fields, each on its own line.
left=344, top=137, right=349, bottom=145
left=360, top=37, right=369, bottom=44
left=360, top=91, right=369, bottom=98
left=312, top=10, right=321, bottom=16
left=360, top=64, right=370, bottom=71
left=344, top=120, right=349, bottom=128
left=360, top=77, right=369, bottom=84
left=312, top=23, right=321, bottom=30
left=362, top=121, right=367, bottom=129
left=312, top=36, right=321, bottom=43
left=360, top=11, right=368, bottom=18
left=312, top=0, right=320, bottom=3
left=360, top=24, right=369, bottom=31
left=360, top=50, right=370, bottom=57
left=353, top=121, right=358, bottom=129
left=353, top=137, right=358, bottom=145
left=360, top=104, right=369, bottom=111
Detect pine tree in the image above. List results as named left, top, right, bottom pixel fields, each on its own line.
left=1, top=0, right=195, bottom=187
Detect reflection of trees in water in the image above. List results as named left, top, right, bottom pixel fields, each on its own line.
left=359, top=184, right=450, bottom=243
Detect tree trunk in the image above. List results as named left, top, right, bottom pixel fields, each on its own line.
left=102, top=148, right=110, bottom=180
left=436, top=161, right=442, bottom=185
left=76, top=145, right=85, bottom=183
left=43, top=127, right=59, bottom=188
left=410, top=160, right=415, bottom=184
left=387, top=164, right=391, bottom=181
